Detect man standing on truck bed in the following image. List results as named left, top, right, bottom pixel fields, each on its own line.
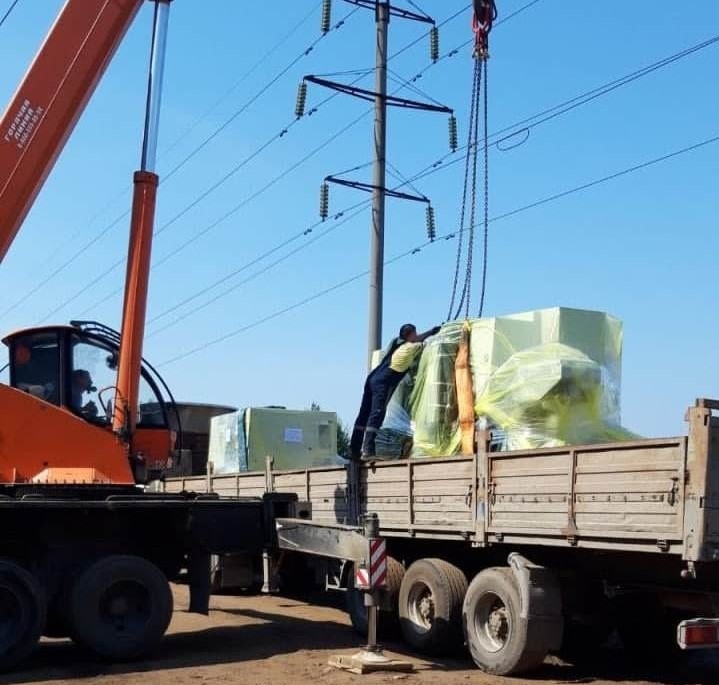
left=350, top=323, right=441, bottom=461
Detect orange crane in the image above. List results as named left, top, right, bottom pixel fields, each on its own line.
left=0, top=1, right=458, bottom=676
left=0, top=0, right=294, bottom=670
left=0, top=0, right=172, bottom=486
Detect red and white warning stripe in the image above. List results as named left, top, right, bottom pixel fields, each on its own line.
left=355, top=567, right=370, bottom=590
left=370, top=538, right=387, bottom=588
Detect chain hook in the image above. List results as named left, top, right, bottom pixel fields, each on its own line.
left=472, top=0, right=497, bottom=60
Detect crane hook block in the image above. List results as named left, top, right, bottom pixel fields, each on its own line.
left=472, top=0, right=497, bottom=59
left=320, top=182, right=330, bottom=221
left=295, top=82, right=308, bottom=118
left=321, top=0, right=332, bottom=34
left=430, top=26, right=440, bottom=63
left=426, top=205, right=437, bottom=241
left=448, top=115, right=459, bottom=152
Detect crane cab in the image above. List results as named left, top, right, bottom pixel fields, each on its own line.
left=0, top=322, right=178, bottom=488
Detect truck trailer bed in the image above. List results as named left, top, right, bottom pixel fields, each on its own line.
left=162, top=399, right=719, bottom=564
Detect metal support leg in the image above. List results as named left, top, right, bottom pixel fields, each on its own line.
left=328, top=511, right=413, bottom=675
left=262, top=549, right=279, bottom=594
left=366, top=605, right=379, bottom=650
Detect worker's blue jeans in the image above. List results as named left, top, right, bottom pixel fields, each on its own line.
left=350, top=368, right=403, bottom=459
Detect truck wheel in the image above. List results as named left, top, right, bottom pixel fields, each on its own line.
left=69, top=555, right=173, bottom=661
left=0, top=560, right=46, bottom=672
left=398, top=558, right=467, bottom=655
left=346, top=556, right=404, bottom=636
left=463, top=567, right=548, bottom=675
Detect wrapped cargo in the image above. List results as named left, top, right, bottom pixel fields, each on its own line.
left=406, top=322, right=464, bottom=457
left=475, top=342, right=636, bottom=451
left=469, top=307, right=623, bottom=421
left=375, top=307, right=634, bottom=457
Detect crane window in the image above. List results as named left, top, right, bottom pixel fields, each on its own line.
left=12, top=332, right=61, bottom=405
left=71, top=337, right=117, bottom=423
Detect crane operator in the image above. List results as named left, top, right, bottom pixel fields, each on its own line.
left=71, top=369, right=99, bottom=419
left=350, top=323, right=441, bottom=461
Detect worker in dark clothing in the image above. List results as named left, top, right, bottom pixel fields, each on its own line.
left=71, top=369, right=98, bottom=419
left=350, top=323, right=441, bottom=461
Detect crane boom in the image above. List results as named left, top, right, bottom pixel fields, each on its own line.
left=0, top=0, right=145, bottom=263
left=0, top=0, right=174, bottom=482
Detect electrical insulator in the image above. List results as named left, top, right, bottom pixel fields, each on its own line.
left=295, top=82, right=308, bottom=118
left=426, top=205, right=436, bottom=241
left=321, top=0, right=332, bottom=34
left=430, top=26, right=440, bottom=63
left=448, top=115, right=458, bottom=152
left=319, top=182, right=330, bottom=221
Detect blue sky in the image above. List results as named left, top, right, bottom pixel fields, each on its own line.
left=0, top=0, right=717, bottom=437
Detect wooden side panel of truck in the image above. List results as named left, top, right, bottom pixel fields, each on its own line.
left=163, top=400, right=719, bottom=563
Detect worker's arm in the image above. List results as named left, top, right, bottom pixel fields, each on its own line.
left=389, top=327, right=442, bottom=373
left=416, top=325, right=442, bottom=342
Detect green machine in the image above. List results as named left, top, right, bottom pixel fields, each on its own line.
left=208, top=407, right=340, bottom=473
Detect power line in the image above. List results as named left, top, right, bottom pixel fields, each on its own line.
left=388, top=3, right=470, bottom=61
left=158, top=133, right=719, bottom=365
left=47, top=3, right=490, bottom=321
left=6, top=3, right=359, bottom=322
left=160, top=1, right=324, bottom=159
left=25, top=27, right=719, bottom=324
left=488, top=33, right=719, bottom=147
left=489, top=135, right=719, bottom=223
left=161, top=7, right=361, bottom=185
left=147, top=204, right=370, bottom=338
left=23, top=2, right=325, bottom=286
left=0, top=209, right=128, bottom=319
left=84, top=29, right=719, bottom=329
left=407, top=34, right=719, bottom=184
left=0, top=0, right=20, bottom=29
left=146, top=163, right=440, bottom=337
left=70, top=101, right=374, bottom=320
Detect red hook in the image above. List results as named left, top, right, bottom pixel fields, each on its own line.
left=472, top=0, right=497, bottom=58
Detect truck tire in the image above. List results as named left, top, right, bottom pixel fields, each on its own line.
left=0, top=560, right=46, bottom=672
left=463, top=567, right=548, bottom=675
left=346, top=556, right=404, bottom=636
left=69, top=555, right=173, bottom=661
left=398, top=558, right=467, bottom=655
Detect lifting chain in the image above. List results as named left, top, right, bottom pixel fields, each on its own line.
left=447, top=3, right=494, bottom=321
left=478, top=59, right=489, bottom=318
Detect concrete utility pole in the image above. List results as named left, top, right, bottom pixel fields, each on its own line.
left=368, top=1, right=389, bottom=366
left=300, top=0, right=451, bottom=368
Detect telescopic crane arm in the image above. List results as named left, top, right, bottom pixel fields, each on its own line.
left=0, top=0, right=172, bottom=464
left=0, top=0, right=146, bottom=263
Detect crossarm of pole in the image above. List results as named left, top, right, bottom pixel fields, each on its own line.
left=303, top=75, right=452, bottom=113
left=340, top=0, right=435, bottom=24
left=325, top=175, right=429, bottom=203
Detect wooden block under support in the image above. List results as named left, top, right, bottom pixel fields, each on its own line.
left=328, top=650, right=414, bottom=675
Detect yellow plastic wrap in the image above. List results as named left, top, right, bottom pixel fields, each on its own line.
left=407, top=322, right=465, bottom=457
left=475, top=342, right=636, bottom=450
left=376, top=307, right=635, bottom=457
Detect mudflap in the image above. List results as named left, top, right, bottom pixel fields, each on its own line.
left=508, top=552, right=564, bottom=652
left=188, top=549, right=211, bottom=615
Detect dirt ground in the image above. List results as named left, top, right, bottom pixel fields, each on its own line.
left=3, top=585, right=718, bottom=685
